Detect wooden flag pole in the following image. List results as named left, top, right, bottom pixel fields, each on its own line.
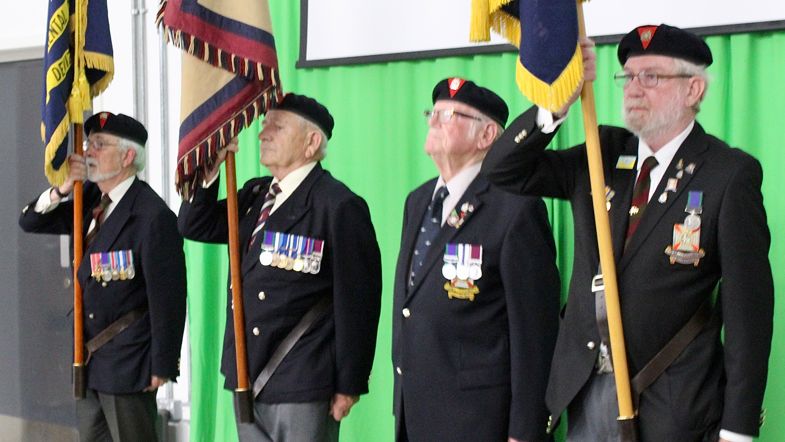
left=576, top=2, right=638, bottom=439
left=72, top=126, right=86, bottom=399
left=225, top=151, right=254, bottom=423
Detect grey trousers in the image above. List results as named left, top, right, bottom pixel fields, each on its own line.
left=567, top=372, right=620, bottom=442
left=235, top=400, right=339, bottom=442
left=76, top=388, right=158, bottom=442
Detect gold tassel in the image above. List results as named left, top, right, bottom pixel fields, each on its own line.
left=515, top=43, right=584, bottom=113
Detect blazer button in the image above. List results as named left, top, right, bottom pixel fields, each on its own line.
left=88, top=313, right=94, bottom=319
left=402, top=308, right=411, bottom=318
left=258, top=291, right=266, bottom=300
left=396, top=366, right=402, bottom=375
left=586, top=341, right=596, bottom=350
left=252, top=327, right=260, bottom=336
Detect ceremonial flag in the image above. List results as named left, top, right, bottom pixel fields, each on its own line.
left=470, top=0, right=583, bottom=113
left=42, top=0, right=113, bottom=185
left=157, top=0, right=282, bottom=199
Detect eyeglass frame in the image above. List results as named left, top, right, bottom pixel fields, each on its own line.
left=613, top=70, right=694, bottom=88
left=424, top=108, right=484, bottom=124
left=83, top=137, right=120, bottom=152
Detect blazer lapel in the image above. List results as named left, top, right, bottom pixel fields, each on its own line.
left=407, top=176, right=488, bottom=297
left=399, top=183, right=436, bottom=296
left=620, top=124, right=709, bottom=270
left=608, top=138, right=639, bottom=260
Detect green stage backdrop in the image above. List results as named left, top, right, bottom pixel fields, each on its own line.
left=184, top=2, right=785, bottom=440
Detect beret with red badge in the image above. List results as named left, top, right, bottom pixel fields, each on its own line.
left=273, top=93, right=335, bottom=139
left=432, top=77, right=509, bottom=127
left=84, top=112, right=148, bottom=145
left=618, top=24, right=713, bottom=66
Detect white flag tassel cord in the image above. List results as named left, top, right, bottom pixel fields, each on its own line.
left=576, top=2, right=638, bottom=439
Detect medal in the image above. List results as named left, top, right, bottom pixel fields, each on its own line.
left=284, top=234, right=295, bottom=270
left=110, top=252, right=119, bottom=280
left=125, top=250, right=135, bottom=279
left=100, top=253, right=112, bottom=282
left=276, top=234, right=289, bottom=268
left=658, top=192, right=668, bottom=204
left=259, top=231, right=274, bottom=266
left=442, top=244, right=458, bottom=280
left=117, top=251, right=127, bottom=280
left=665, top=190, right=705, bottom=266
left=310, top=239, right=324, bottom=274
left=455, top=244, right=470, bottom=280
left=468, top=244, right=483, bottom=280
left=683, top=191, right=703, bottom=229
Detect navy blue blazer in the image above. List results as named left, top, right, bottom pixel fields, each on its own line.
left=178, top=163, right=382, bottom=403
left=19, top=178, right=187, bottom=394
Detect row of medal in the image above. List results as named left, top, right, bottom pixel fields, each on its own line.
left=90, top=250, right=136, bottom=282
left=259, top=231, right=324, bottom=274
left=442, top=243, right=483, bottom=281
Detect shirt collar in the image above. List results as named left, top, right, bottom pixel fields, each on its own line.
left=273, top=161, right=317, bottom=198
left=434, top=161, right=482, bottom=200
left=637, top=120, right=695, bottom=172
left=106, top=175, right=136, bottom=204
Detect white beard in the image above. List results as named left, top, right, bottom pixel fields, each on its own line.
left=623, top=92, right=686, bottom=142
left=86, top=158, right=122, bottom=183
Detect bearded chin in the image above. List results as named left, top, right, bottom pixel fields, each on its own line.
left=87, top=164, right=122, bottom=182
left=623, top=97, right=686, bottom=142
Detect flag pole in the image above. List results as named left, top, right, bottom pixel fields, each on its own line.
left=224, top=151, right=254, bottom=423
left=576, top=1, right=637, bottom=439
left=72, top=126, right=86, bottom=399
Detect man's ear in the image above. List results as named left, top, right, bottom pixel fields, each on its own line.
left=304, top=130, right=323, bottom=159
left=477, top=122, right=499, bottom=152
left=686, top=77, right=707, bottom=108
left=122, top=147, right=137, bottom=168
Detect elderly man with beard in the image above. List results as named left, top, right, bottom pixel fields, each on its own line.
left=481, top=24, right=773, bottom=442
left=19, top=112, right=187, bottom=441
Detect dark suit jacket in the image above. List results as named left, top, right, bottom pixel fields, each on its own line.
left=178, top=163, right=382, bottom=403
left=482, top=107, right=774, bottom=440
left=19, top=178, right=187, bottom=394
left=392, top=174, right=560, bottom=441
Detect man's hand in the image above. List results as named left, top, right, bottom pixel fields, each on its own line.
left=53, top=154, right=88, bottom=198
left=143, top=375, right=168, bottom=392
left=554, top=37, right=597, bottom=118
left=329, top=393, right=359, bottom=421
left=203, top=138, right=240, bottom=183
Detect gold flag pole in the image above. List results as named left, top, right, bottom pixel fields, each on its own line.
left=576, top=1, right=638, bottom=439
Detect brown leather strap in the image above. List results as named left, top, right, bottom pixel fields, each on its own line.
left=252, top=296, right=332, bottom=398
left=85, top=306, right=147, bottom=365
left=631, top=298, right=714, bottom=410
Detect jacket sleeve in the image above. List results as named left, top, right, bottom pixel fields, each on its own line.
left=329, top=196, right=383, bottom=396
left=717, top=155, right=773, bottom=435
left=502, top=197, right=561, bottom=441
left=142, top=207, right=188, bottom=379
left=19, top=191, right=74, bottom=235
left=177, top=176, right=230, bottom=244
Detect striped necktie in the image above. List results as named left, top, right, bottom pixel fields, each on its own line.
left=409, top=185, right=449, bottom=286
left=86, top=194, right=112, bottom=247
left=249, top=183, right=282, bottom=250
left=625, top=156, right=658, bottom=245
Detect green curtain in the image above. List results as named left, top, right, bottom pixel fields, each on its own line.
left=185, top=2, right=785, bottom=439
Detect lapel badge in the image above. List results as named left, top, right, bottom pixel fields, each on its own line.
left=446, top=202, right=474, bottom=229
left=685, top=163, right=696, bottom=174
left=605, top=186, right=615, bottom=211
left=443, top=243, right=482, bottom=301
left=616, top=155, right=636, bottom=170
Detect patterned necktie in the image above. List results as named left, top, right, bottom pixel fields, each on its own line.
left=409, top=185, right=449, bottom=287
left=248, top=182, right=282, bottom=250
left=625, top=156, right=659, bottom=244
left=86, top=194, right=112, bottom=247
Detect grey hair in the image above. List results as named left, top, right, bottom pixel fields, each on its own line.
left=673, top=58, right=710, bottom=112
left=117, top=138, right=146, bottom=172
left=301, top=118, right=329, bottom=161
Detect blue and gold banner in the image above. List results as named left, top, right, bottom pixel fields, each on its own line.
left=157, top=0, right=282, bottom=200
left=470, top=0, right=584, bottom=113
left=41, top=0, right=114, bottom=186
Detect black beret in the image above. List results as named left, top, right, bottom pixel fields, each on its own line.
left=84, top=112, right=148, bottom=145
left=618, top=24, right=712, bottom=66
left=432, top=77, right=509, bottom=127
left=273, top=93, right=335, bottom=139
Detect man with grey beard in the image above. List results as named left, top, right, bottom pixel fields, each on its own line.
left=19, top=112, right=187, bottom=441
left=481, top=25, right=773, bottom=442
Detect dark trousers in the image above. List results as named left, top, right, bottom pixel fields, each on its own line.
left=235, top=399, right=339, bottom=442
left=76, top=388, right=158, bottom=442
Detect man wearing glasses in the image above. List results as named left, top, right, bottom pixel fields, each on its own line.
left=392, top=78, right=560, bottom=441
left=19, top=112, right=187, bottom=441
left=482, top=24, right=773, bottom=441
